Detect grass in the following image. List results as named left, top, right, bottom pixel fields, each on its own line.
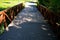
left=0, top=0, right=25, bottom=11
left=0, top=0, right=38, bottom=11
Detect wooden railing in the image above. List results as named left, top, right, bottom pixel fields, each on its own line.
left=37, top=4, right=60, bottom=37
left=0, top=3, right=24, bottom=29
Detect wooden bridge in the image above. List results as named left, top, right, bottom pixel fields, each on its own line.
left=0, top=2, right=57, bottom=40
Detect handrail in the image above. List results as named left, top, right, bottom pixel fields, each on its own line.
left=37, top=4, right=60, bottom=37
left=0, top=3, right=24, bottom=29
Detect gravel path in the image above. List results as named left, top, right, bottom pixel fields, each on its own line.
left=0, top=2, right=56, bottom=40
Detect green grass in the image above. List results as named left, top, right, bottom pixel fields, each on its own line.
left=0, top=0, right=38, bottom=11
left=0, top=0, right=25, bottom=11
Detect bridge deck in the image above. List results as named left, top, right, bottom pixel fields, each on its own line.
left=0, top=2, right=56, bottom=40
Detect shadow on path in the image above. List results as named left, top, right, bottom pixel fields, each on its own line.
left=0, top=2, right=56, bottom=40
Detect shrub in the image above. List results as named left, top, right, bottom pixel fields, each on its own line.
left=0, top=23, right=4, bottom=35
left=38, top=0, right=60, bottom=14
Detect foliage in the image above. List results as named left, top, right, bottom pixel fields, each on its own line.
left=0, top=23, right=4, bottom=35
left=0, top=0, right=25, bottom=11
left=38, top=0, right=60, bottom=13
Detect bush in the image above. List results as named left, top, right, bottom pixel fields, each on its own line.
left=38, top=0, right=60, bottom=14
left=0, top=23, right=4, bottom=35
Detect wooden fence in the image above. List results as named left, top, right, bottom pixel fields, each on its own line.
left=0, top=3, right=24, bottom=29
left=37, top=4, right=60, bottom=38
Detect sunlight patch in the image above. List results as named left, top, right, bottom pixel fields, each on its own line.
left=5, top=27, right=9, bottom=31
left=42, top=25, right=46, bottom=27
left=41, top=27, right=48, bottom=31
left=14, top=25, right=22, bottom=28
left=48, top=33, right=52, bottom=36
left=8, top=22, right=15, bottom=27
left=25, top=5, right=31, bottom=7
left=23, top=17, right=32, bottom=21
